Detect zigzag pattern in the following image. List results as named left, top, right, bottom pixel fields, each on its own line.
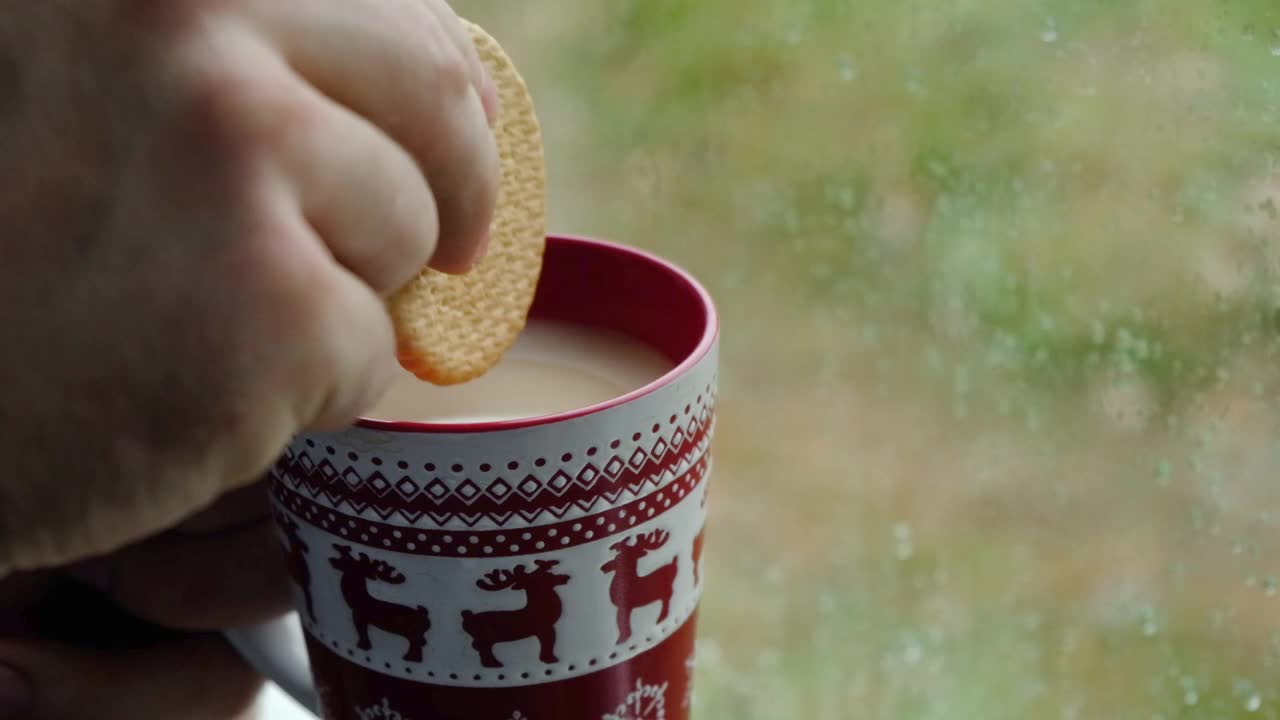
left=272, top=454, right=709, bottom=556
left=272, top=408, right=713, bottom=529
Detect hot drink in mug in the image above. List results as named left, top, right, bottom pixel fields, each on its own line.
left=227, top=235, right=719, bottom=720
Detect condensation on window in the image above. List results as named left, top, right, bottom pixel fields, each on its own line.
left=468, top=1, right=1280, bottom=717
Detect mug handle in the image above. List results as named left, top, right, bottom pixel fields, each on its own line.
left=224, top=616, right=323, bottom=716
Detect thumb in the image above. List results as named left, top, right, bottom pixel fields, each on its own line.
left=0, top=664, right=30, bottom=720
left=0, top=633, right=262, bottom=720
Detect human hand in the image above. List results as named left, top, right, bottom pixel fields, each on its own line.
left=0, top=483, right=289, bottom=719
left=0, top=0, right=500, bottom=574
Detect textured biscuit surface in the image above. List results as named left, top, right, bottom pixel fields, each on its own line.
left=388, top=20, right=547, bottom=385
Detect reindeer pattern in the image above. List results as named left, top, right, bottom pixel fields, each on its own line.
left=461, top=560, right=572, bottom=668
left=272, top=481, right=707, bottom=678
left=279, top=516, right=316, bottom=622
left=330, top=544, right=432, bottom=662
left=601, top=529, right=681, bottom=645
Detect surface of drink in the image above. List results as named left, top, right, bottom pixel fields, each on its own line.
left=367, top=319, right=676, bottom=423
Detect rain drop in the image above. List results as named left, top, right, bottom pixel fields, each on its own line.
left=1138, top=605, right=1159, bottom=636
left=1154, top=459, right=1171, bottom=485
left=893, top=523, right=914, bottom=560
left=837, top=57, right=857, bottom=82
left=902, top=642, right=923, bottom=665
left=1041, top=18, right=1058, bottom=43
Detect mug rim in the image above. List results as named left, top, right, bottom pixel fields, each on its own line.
left=354, top=234, right=719, bottom=435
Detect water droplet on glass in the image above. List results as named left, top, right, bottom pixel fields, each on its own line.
left=902, top=641, right=923, bottom=665
left=893, top=523, right=914, bottom=560
left=905, top=75, right=926, bottom=98
left=1091, top=321, right=1107, bottom=345
left=1137, top=605, right=1159, bottom=636
left=830, top=185, right=856, bottom=210
left=837, top=57, right=857, bottom=82
left=1042, top=17, right=1058, bottom=43
left=764, top=564, right=785, bottom=585
left=1154, top=459, right=1171, bottom=485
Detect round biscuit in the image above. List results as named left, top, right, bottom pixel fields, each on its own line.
left=387, top=20, right=547, bottom=385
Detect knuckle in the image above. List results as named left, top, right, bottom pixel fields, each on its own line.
left=432, top=44, right=474, bottom=98
left=256, top=248, right=392, bottom=426
left=230, top=218, right=333, bottom=362
left=173, top=59, right=261, bottom=143
left=252, top=235, right=331, bottom=338
left=171, top=39, right=304, bottom=152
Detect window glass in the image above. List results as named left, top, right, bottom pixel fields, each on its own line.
left=468, top=2, right=1280, bottom=716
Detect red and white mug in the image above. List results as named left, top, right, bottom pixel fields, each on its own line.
left=227, top=235, right=719, bottom=720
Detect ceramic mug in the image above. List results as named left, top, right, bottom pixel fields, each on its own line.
left=226, top=235, right=719, bottom=720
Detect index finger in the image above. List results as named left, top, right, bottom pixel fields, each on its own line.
left=424, top=0, right=500, bottom=124
left=245, top=0, right=501, bottom=274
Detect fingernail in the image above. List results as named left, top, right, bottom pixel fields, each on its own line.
left=0, top=663, right=33, bottom=719
left=471, top=229, right=491, bottom=267
left=481, top=72, right=501, bottom=127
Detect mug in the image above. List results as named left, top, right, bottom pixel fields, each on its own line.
left=227, top=235, right=719, bottom=720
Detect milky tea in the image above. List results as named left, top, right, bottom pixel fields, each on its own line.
left=252, top=236, right=717, bottom=720
left=369, top=319, right=676, bottom=424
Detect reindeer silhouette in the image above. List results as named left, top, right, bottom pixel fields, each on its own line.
left=280, top=517, right=316, bottom=622
left=329, top=545, right=431, bottom=662
left=460, top=560, right=571, bottom=668
left=601, top=529, right=679, bottom=645
left=691, top=527, right=706, bottom=587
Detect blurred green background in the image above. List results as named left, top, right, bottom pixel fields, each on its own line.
left=465, top=1, right=1280, bottom=717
